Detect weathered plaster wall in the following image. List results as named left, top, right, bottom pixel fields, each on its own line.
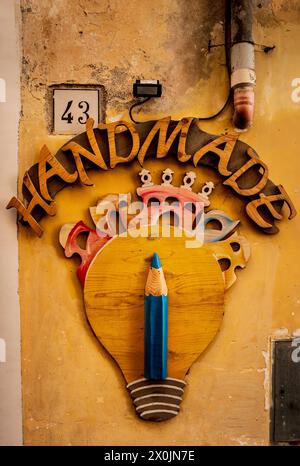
left=18, top=0, right=300, bottom=445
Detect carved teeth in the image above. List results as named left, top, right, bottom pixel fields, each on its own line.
left=201, top=181, right=215, bottom=197
left=139, top=168, right=153, bottom=187
left=181, top=171, right=196, bottom=190
left=161, top=168, right=174, bottom=186
left=138, top=169, right=215, bottom=200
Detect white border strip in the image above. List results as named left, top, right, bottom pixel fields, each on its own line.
left=134, top=393, right=182, bottom=403
left=127, top=377, right=186, bottom=388
left=0, top=0, right=22, bottom=446
left=136, top=402, right=180, bottom=411
left=141, top=409, right=179, bottom=418
left=130, top=384, right=184, bottom=395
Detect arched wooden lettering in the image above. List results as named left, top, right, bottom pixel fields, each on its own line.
left=6, top=117, right=296, bottom=236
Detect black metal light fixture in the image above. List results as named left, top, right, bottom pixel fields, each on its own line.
left=129, top=80, right=162, bottom=123
left=133, top=79, right=162, bottom=98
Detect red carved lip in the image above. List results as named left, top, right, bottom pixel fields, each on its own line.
left=64, top=220, right=111, bottom=287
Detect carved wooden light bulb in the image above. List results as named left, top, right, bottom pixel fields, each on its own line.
left=83, top=228, right=226, bottom=421
left=60, top=169, right=250, bottom=422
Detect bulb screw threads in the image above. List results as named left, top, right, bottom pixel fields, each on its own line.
left=127, top=377, right=186, bottom=422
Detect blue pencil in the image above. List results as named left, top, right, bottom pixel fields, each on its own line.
left=144, top=253, right=168, bottom=380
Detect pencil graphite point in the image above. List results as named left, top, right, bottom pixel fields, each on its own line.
left=151, top=252, right=161, bottom=269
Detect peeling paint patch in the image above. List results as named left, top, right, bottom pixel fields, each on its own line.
left=261, top=350, right=270, bottom=411
left=272, top=327, right=289, bottom=338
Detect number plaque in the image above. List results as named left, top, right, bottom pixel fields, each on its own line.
left=53, top=88, right=100, bottom=134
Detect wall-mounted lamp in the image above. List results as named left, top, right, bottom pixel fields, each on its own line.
left=133, top=79, right=162, bottom=98
left=129, top=80, right=162, bottom=123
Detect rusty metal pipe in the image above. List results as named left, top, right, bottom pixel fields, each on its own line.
left=230, top=0, right=256, bottom=130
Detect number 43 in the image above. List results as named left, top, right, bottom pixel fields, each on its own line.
left=62, top=100, right=90, bottom=124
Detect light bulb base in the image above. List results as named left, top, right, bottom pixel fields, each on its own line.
left=127, top=377, right=186, bottom=422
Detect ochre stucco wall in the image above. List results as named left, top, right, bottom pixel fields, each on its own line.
left=18, top=0, right=300, bottom=445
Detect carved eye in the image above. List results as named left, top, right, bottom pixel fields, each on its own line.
left=230, top=242, right=241, bottom=252
left=206, top=219, right=222, bottom=230
left=186, top=177, right=191, bottom=184
left=76, top=231, right=89, bottom=249
left=218, top=258, right=231, bottom=271
left=165, top=175, right=171, bottom=181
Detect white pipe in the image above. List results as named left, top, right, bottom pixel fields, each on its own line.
left=231, top=41, right=256, bottom=130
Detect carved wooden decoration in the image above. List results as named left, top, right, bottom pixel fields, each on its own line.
left=59, top=170, right=251, bottom=421
left=6, top=117, right=296, bottom=236
left=8, top=114, right=296, bottom=423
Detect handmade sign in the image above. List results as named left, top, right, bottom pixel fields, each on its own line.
left=59, top=170, right=250, bottom=421
left=7, top=116, right=296, bottom=423
left=6, top=117, right=296, bottom=236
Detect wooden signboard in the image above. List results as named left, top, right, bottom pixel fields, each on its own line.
left=7, top=116, right=295, bottom=422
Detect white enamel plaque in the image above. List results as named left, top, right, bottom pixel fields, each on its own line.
left=53, top=88, right=99, bottom=134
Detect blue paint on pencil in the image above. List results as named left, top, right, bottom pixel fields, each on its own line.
left=144, top=253, right=168, bottom=380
